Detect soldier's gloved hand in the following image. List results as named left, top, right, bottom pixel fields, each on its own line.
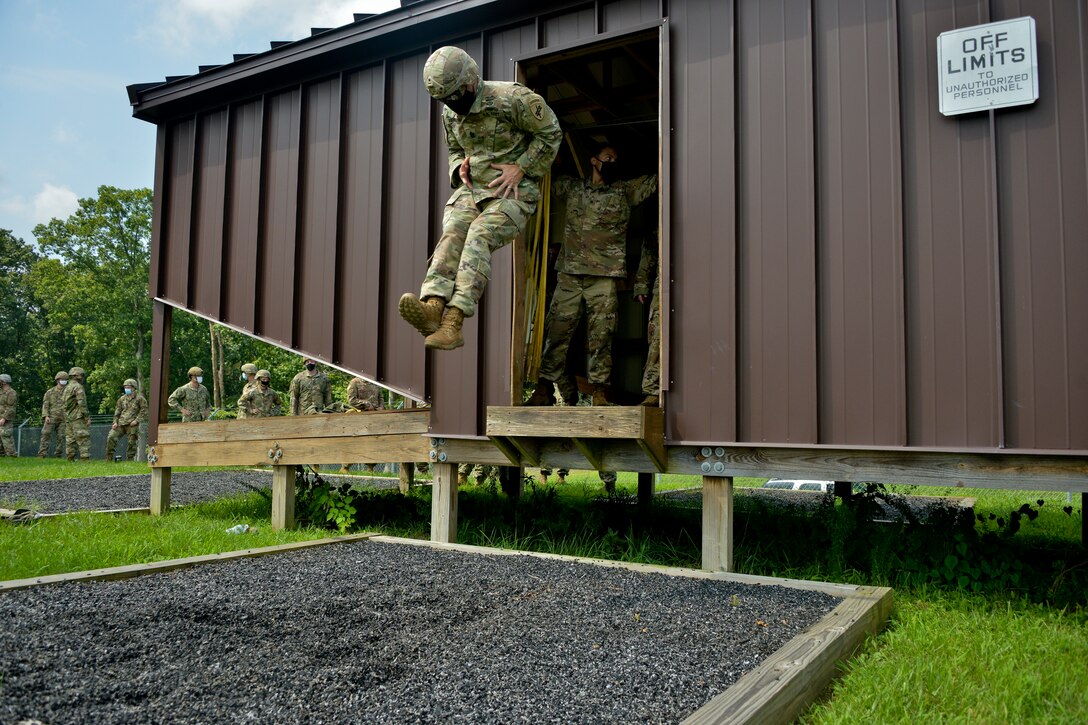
left=111, top=423, right=118, bottom=430
left=459, top=157, right=474, bottom=189
left=488, top=163, right=524, bottom=199
left=182, top=408, right=190, bottom=417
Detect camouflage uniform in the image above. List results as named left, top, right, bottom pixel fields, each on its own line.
left=538, top=174, right=657, bottom=387
left=237, top=363, right=258, bottom=419
left=63, top=376, right=91, bottom=460
left=106, top=387, right=148, bottom=461
left=168, top=383, right=211, bottom=422
left=237, top=386, right=283, bottom=418
left=418, top=52, right=562, bottom=318
left=458, top=463, right=498, bottom=485
left=0, top=381, right=16, bottom=456
left=290, top=370, right=332, bottom=416
left=347, top=377, right=384, bottom=411
left=38, top=381, right=67, bottom=457
left=634, top=237, right=660, bottom=397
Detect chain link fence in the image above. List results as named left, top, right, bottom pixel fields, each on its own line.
left=14, top=415, right=147, bottom=461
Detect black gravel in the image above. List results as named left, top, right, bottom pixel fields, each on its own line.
left=0, top=471, right=402, bottom=514
left=0, top=540, right=839, bottom=724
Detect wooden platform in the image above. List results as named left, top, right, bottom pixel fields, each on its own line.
left=486, top=405, right=667, bottom=472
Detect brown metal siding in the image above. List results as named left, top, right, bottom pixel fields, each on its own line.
left=900, top=0, right=1001, bottom=447
left=296, top=78, right=341, bottom=361
left=222, top=100, right=263, bottom=332
left=736, top=0, right=818, bottom=444
left=542, top=5, right=597, bottom=47
left=161, top=119, right=195, bottom=304
left=996, top=0, right=1088, bottom=450
left=602, top=0, right=661, bottom=32
left=667, top=0, right=737, bottom=444
left=336, top=65, right=385, bottom=375
left=190, top=109, right=228, bottom=317
left=815, top=0, right=906, bottom=446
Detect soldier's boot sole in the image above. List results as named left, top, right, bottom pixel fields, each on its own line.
left=399, top=294, right=443, bottom=337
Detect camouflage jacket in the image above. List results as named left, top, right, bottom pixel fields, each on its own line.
left=290, top=371, right=332, bottom=416
left=42, top=385, right=66, bottom=420
left=443, top=80, right=562, bottom=207
left=0, top=387, right=15, bottom=422
left=168, top=383, right=211, bottom=422
left=238, top=386, right=283, bottom=418
left=237, top=381, right=257, bottom=419
left=62, top=380, right=89, bottom=421
left=113, top=392, right=148, bottom=427
left=553, top=174, right=657, bottom=278
left=347, top=377, right=383, bottom=411
left=633, top=235, right=659, bottom=297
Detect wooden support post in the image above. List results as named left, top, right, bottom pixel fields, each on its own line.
left=499, top=466, right=523, bottom=499
left=834, top=480, right=854, bottom=502
left=1083, top=492, right=1087, bottom=548
left=398, top=462, right=414, bottom=494
left=637, top=472, right=655, bottom=506
left=150, top=468, right=171, bottom=516
left=147, top=301, right=172, bottom=448
left=702, top=476, right=734, bottom=572
left=431, top=462, right=458, bottom=543
left=272, top=465, right=296, bottom=531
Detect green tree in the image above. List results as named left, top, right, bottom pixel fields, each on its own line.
left=32, top=186, right=153, bottom=413
left=0, top=229, right=46, bottom=421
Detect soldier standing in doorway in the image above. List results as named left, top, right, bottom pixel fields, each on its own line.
left=38, top=371, right=68, bottom=457
left=106, top=379, right=147, bottom=461
left=398, top=45, right=562, bottom=350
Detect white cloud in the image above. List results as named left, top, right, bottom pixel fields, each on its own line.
left=51, top=124, right=78, bottom=145
left=145, top=0, right=399, bottom=56
left=32, top=183, right=79, bottom=225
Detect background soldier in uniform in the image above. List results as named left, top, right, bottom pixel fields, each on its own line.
left=0, top=373, right=16, bottom=457
left=63, top=366, right=91, bottom=460
left=347, top=376, right=383, bottom=412
left=237, top=363, right=259, bottom=419
left=38, top=370, right=68, bottom=457
left=290, top=358, right=332, bottom=415
left=399, top=45, right=562, bottom=350
left=528, top=145, right=657, bottom=407
left=237, top=369, right=282, bottom=418
left=106, top=378, right=147, bottom=461
left=168, top=366, right=211, bottom=422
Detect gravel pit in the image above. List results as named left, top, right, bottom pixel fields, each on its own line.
left=0, top=540, right=839, bottom=724
left=0, top=471, right=401, bottom=514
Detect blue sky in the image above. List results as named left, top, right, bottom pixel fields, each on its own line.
left=0, top=0, right=398, bottom=247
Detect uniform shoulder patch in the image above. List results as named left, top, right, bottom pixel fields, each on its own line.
left=530, top=99, right=545, bottom=121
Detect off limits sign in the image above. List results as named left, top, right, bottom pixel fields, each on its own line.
left=938, top=17, right=1038, bottom=116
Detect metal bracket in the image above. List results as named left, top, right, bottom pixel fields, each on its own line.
left=146, top=446, right=158, bottom=465
left=696, top=446, right=729, bottom=476
left=267, top=441, right=284, bottom=463
left=428, top=438, right=449, bottom=463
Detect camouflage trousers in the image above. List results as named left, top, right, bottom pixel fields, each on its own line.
left=458, top=463, right=498, bottom=484
left=538, top=273, right=618, bottom=386
left=65, top=417, right=91, bottom=460
left=106, top=423, right=140, bottom=461
left=38, top=417, right=66, bottom=457
left=421, top=195, right=532, bottom=317
left=641, top=289, right=660, bottom=395
left=0, top=422, right=14, bottom=456
left=540, top=467, right=617, bottom=489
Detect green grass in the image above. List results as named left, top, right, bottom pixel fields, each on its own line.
left=0, top=492, right=333, bottom=581
left=0, top=457, right=245, bottom=482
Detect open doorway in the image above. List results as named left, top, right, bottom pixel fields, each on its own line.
left=515, top=25, right=665, bottom=407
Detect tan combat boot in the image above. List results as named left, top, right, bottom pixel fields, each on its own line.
left=641, top=394, right=659, bottom=407
left=399, top=293, right=444, bottom=337
left=425, top=307, right=465, bottom=350
left=591, top=384, right=610, bottom=406
left=525, top=384, right=555, bottom=406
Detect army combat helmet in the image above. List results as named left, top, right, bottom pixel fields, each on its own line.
left=188, top=366, right=203, bottom=377
left=123, top=379, right=138, bottom=388
left=256, top=369, right=272, bottom=382
left=0, top=374, right=10, bottom=384
left=54, top=371, right=69, bottom=381
left=423, top=46, right=479, bottom=100
left=241, top=363, right=258, bottom=375
left=69, top=367, right=85, bottom=379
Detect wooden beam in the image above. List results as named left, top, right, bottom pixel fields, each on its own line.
left=683, top=587, right=894, bottom=724
left=431, top=462, right=457, bottom=543
left=702, top=476, right=733, bottom=572
left=150, top=467, right=171, bottom=516
left=507, top=437, right=541, bottom=467
left=148, top=301, right=172, bottom=446
left=271, top=465, right=296, bottom=531
left=488, top=436, right=524, bottom=466
left=572, top=438, right=604, bottom=470
left=432, top=437, right=517, bottom=467
left=398, top=462, right=414, bottom=494
left=157, top=409, right=430, bottom=444
left=486, top=406, right=655, bottom=439
left=637, top=472, right=655, bottom=506
left=150, top=433, right=431, bottom=467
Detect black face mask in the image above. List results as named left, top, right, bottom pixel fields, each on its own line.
left=595, top=158, right=621, bottom=183
left=260, top=380, right=270, bottom=387
left=442, top=85, right=477, bottom=116
left=306, top=363, right=316, bottom=372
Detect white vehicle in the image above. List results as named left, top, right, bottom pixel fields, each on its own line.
left=761, top=479, right=836, bottom=492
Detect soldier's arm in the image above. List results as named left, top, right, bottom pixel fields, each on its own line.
left=512, top=88, right=563, bottom=180
left=323, top=379, right=333, bottom=408
left=625, top=174, right=658, bottom=207
left=551, top=174, right=573, bottom=199
left=633, top=236, right=658, bottom=297
left=167, top=387, right=181, bottom=409
left=113, top=398, right=123, bottom=426
left=289, top=376, right=300, bottom=415
left=444, top=114, right=467, bottom=188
